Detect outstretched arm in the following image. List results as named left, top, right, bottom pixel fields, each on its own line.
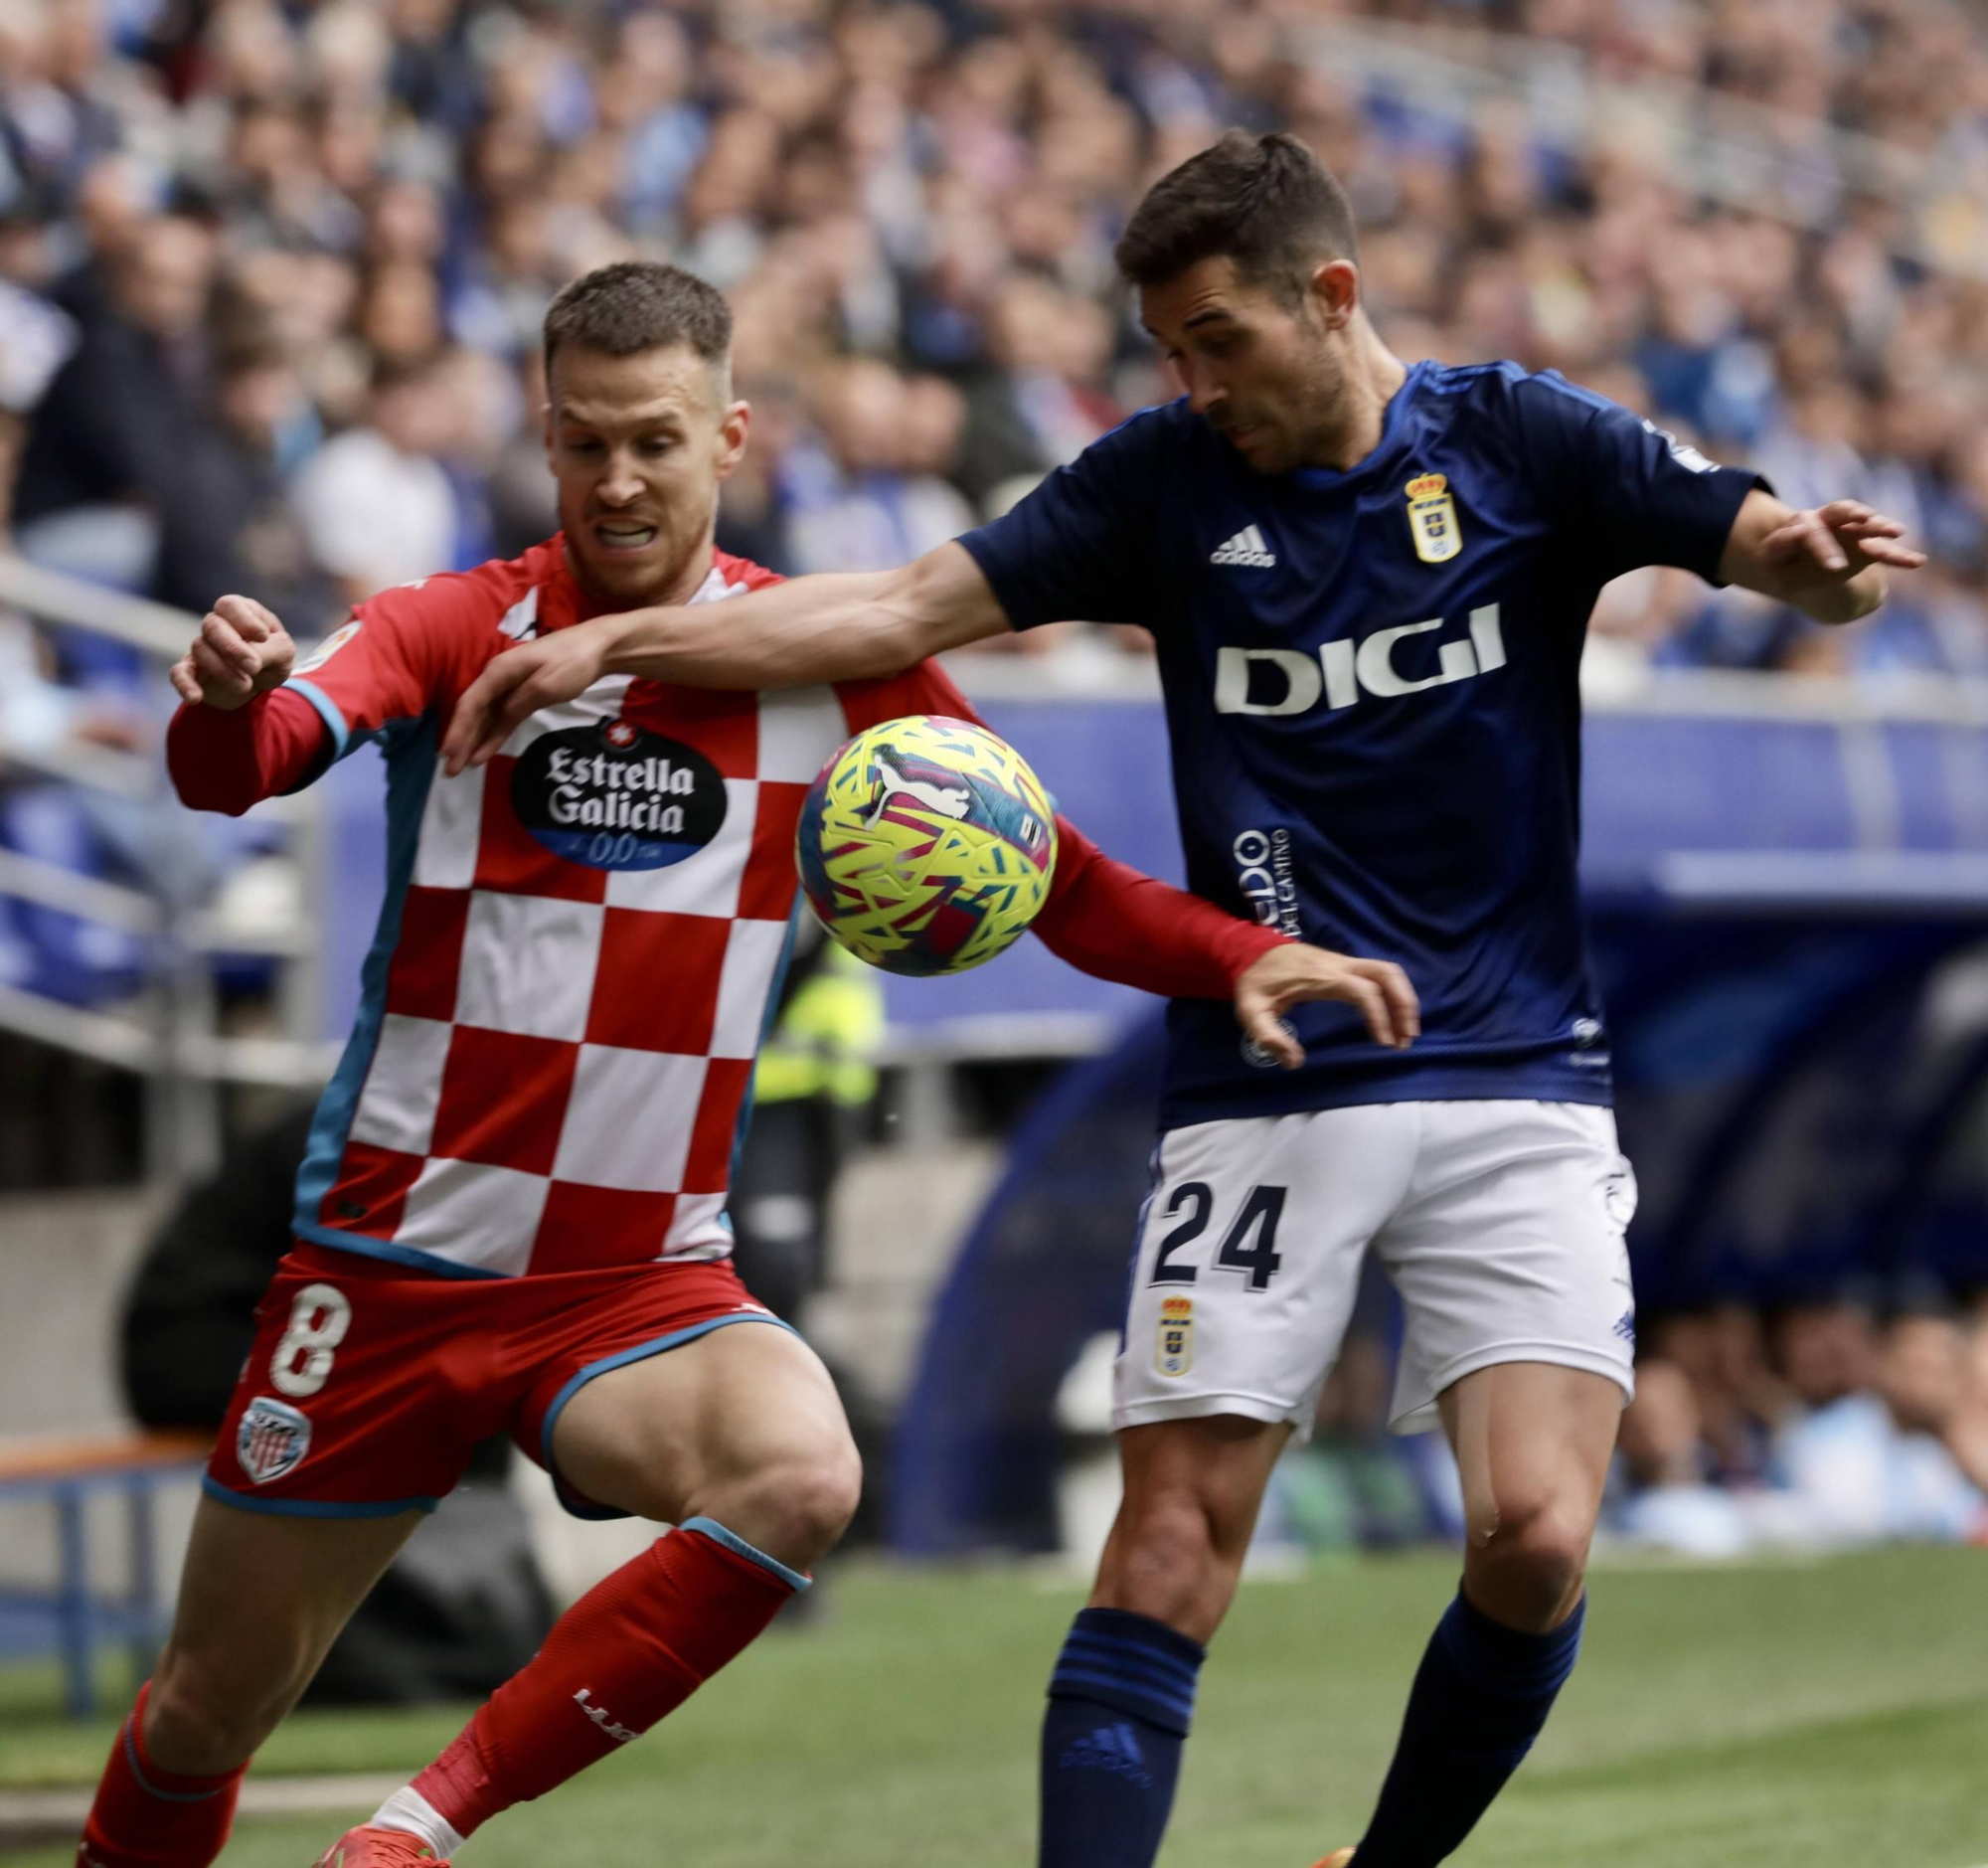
left=1717, top=490, right=1923, bottom=624
left=442, top=542, right=1007, bottom=775
left=1034, top=815, right=1419, bottom=1065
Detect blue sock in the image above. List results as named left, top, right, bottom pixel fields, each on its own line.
left=1354, top=1590, right=1585, bottom=1867
left=1039, top=1607, right=1206, bottom=1868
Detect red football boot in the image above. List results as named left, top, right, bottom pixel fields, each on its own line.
left=311, top=1829, right=446, bottom=1868
left=1310, top=1851, right=1357, bottom=1867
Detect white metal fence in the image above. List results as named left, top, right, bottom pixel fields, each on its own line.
left=0, top=555, right=333, bottom=1182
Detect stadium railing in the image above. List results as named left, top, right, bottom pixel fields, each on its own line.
left=0, top=554, right=336, bottom=1181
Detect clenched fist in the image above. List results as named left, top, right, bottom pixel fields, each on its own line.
left=169, top=594, right=297, bottom=710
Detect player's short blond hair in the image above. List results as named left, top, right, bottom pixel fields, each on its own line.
left=543, top=260, right=734, bottom=396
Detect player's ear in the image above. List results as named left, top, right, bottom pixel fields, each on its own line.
left=1307, top=257, right=1361, bottom=331
left=714, top=399, right=750, bottom=481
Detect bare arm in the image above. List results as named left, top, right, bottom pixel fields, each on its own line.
left=1716, top=489, right=1924, bottom=625
left=442, top=542, right=1008, bottom=774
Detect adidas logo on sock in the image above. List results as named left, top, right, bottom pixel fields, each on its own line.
left=1060, top=1721, right=1156, bottom=1788
left=574, top=1687, right=639, bottom=1744
left=1210, top=524, right=1276, bottom=568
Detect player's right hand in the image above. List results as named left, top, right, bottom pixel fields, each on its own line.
left=169, top=594, right=296, bottom=710
left=1235, top=941, right=1420, bottom=1063
left=441, top=627, right=609, bottom=775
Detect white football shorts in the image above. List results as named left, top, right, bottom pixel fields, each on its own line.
left=1116, top=1101, right=1638, bottom=1440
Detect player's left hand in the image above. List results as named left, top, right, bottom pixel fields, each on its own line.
left=1757, top=499, right=1924, bottom=609
left=442, top=627, right=609, bottom=775
left=1235, top=942, right=1419, bottom=1067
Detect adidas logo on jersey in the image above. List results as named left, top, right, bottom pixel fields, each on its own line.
left=1210, top=524, right=1276, bottom=568
left=1060, top=1721, right=1155, bottom=1788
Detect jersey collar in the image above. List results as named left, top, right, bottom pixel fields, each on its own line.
left=553, top=534, right=726, bottom=625
left=1287, top=358, right=1431, bottom=494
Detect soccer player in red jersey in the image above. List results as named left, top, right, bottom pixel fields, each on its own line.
left=77, top=261, right=1416, bottom=1868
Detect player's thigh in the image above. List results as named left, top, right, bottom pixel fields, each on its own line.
left=1114, top=1106, right=1416, bottom=1440
left=1378, top=1100, right=1639, bottom=1439
left=150, top=1494, right=422, bottom=1766
left=1438, top=1360, right=1622, bottom=1558
left=549, top=1317, right=858, bottom=1531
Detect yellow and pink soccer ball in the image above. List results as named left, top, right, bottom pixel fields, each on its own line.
left=796, top=716, right=1058, bottom=975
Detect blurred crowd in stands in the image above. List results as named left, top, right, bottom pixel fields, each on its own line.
left=1, top=0, right=1986, bottom=691
left=1612, top=1284, right=1988, bottom=1552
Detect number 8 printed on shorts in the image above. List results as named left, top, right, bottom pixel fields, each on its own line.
left=269, top=1282, right=352, bottom=1399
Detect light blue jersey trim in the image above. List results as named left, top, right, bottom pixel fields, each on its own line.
left=283, top=677, right=352, bottom=762
left=727, top=907, right=802, bottom=1193
left=680, top=1515, right=811, bottom=1592
left=290, top=1225, right=508, bottom=1279
left=537, top=1312, right=795, bottom=1521
left=123, top=1719, right=226, bottom=1801
left=202, top=1474, right=441, bottom=1518
left=292, top=715, right=437, bottom=1241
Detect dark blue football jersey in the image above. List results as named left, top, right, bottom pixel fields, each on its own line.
left=957, top=361, right=1765, bottom=1127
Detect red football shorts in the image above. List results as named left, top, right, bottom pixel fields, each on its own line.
left=208, top=1243, right=786, bottom=1520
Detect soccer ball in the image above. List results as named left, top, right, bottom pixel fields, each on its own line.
left=795, top=715, right=1059, bottom=975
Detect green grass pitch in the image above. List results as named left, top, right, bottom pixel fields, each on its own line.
left=5, top=1545, right=1986, bottom=1866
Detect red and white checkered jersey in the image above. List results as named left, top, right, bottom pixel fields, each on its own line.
left=276, top=540, right=900, bottom=1276
left=165, top=535, right=1282, bottom=1283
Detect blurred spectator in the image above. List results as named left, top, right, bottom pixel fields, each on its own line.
left=292, top=353, right=458, bottom=604
left=1767, top=1288, right=1988, bottom=1547
left=13, top=214, right=218, bottom=600
left=1613, top=1358, right=1754, bottom=1557
left=780, top=355, right=975, bottom=574
left=1872, top=1301, right=1988, bottom=1542
left=1766, top=1289, right=1894, bottom=1543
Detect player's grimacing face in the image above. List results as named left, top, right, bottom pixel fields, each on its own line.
left=1140, top=255, right=1352, bottom=474
left=545, top=342, right=748, bottom=605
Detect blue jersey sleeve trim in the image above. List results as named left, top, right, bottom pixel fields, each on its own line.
left=537, top=1312, right=796, bottom=1520
left=201, top=1474, right=441, bottom=1518
left=727, top=908, right=801, bottom=1190
left=121, top=1719, right=227, bottom=1802
left=291, top=716, right=441, bottom=1243
left=680, top=1515, right=812, bottom=1592
left=283, top=677, right=352, bottom=762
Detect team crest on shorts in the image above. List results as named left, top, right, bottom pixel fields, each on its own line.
left=1156, top=1297, right=1195, bottom=1377
left=1406, top=473, right=1461, bottom=564
left=237, top=1397, right=311, bottom=1485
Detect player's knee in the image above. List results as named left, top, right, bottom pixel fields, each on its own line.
left=1098, top=1490, right=1226, bottom=1629
left=1476, top=1491, right=1593, bottom=1626
left=704, top=1433, right=862, bottom=1569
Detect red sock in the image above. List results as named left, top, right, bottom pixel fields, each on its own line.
left=79, top=1682, right=248, bottom=1868
left=410, top=1520, right=801, bottom=1835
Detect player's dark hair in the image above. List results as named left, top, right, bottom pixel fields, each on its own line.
left=1115, top=130, right=1358, bottom=303
left=542, top=260, right=733, bottom=374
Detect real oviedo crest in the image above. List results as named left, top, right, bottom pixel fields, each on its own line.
left=1156, top=1296, right=1195, bottom=1377
left=1406, top=472, right=1462, bottom=564
left=511, top=720, right=727, bottom=871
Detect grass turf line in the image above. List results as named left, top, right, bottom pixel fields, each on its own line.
left=2, top=1545, right=1984, bottom=1866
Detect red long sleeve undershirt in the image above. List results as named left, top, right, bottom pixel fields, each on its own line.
left=1033, top=814, right=1284, bottom=1000
left=166, top=691, right=1284, bottom=1000
left=165, top=689, right=329, bottom=815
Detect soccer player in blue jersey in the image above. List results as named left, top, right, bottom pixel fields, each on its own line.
left=444, top=133, right=1922, bottom=1866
